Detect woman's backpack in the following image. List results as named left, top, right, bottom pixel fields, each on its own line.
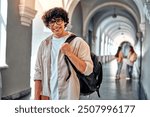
left=64, top=34, right=103, bottom=97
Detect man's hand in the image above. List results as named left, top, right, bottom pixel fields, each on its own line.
left=61, top=43, right=73, bottom=57
left=34, top=80, right=41, bottom=100
left=61, top=43, right=86, bottom=74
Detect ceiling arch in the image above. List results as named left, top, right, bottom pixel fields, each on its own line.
left=94, top=14, right=136, bottom=46
left=93, top=7, right=138, bottom=33
left=101, top=17, right=136, bottom=36
left=114, top=34, right=135, bottom=46
left=83, top=1, right=140, bottom=39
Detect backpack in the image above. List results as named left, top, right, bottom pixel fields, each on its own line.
left=64, top=34, right=103, bottom=98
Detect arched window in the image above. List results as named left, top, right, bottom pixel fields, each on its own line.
left=0, top=0, right=7, bottom=67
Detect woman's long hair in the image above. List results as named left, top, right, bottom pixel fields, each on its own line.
left=129, top=46, right=135, bottom=54
left=115, top=46, right=122, bottom=57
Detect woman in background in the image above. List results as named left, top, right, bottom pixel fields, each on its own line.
left=126, top=46, right=137, bottom=79
left=115, top=46, right=124, bottom=80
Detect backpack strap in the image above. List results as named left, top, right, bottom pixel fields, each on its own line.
left=64, top=34, right=77, bottom=81
left=65, top=34, right=76, bottom=43
left=96, top=62, right=102, bottom=98
left=64, top=56, right=71, bottom=81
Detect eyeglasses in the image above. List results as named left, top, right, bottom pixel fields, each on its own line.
left=49, top=18, right=63, bottom=26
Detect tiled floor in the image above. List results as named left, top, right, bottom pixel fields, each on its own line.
left=22, top=59, right=143, bottom=100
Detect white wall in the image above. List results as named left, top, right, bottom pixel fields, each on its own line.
left=142, top=18, right=150, bottom=99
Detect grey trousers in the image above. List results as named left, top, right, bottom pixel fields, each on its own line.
left=116, top=62, right=123, bottom=77
left=126, top=64, right=133, bottom=78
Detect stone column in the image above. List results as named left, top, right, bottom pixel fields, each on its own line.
left=137, top=32, right=143, bottom=80
left=103, top=34, right=106, bottom=63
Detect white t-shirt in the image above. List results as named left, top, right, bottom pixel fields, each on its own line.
left=50, top=35, right=69, bottom=100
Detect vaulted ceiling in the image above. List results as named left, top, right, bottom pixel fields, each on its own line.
left=78, top=0, right=144, bottom=46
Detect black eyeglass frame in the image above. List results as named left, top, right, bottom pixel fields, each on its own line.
left=49, top=18, right=64, bottom=26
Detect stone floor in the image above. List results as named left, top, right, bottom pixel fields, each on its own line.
left=21, top=59, right=145, bottom=100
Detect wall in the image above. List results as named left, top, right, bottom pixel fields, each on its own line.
left=142, top=18, right=150, bottom=99
left=71, top=2, right=83, bottom=37
left=1, top=0, right=32, bottom=99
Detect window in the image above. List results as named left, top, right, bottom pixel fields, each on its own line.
left=0, top=0, right=7, bottom=67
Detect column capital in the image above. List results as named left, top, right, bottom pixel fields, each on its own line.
left=19, top=0, right=37, bottom=26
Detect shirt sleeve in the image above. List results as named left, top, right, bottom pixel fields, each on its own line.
left=34, top=42, right=43, bottom=81
left=75, top=37, right=93, bottom=75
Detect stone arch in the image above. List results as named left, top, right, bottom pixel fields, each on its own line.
left=83, top=2, right=141, bottom=39
left=67, top=0, right=80, bottom=23
left=132, top=0, right=145, bottom=23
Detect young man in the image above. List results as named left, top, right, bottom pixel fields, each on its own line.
left=34, top=7, right=93, bottom=100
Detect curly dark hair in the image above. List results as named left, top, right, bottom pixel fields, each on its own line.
left=42, top=7, right=69, bottom=27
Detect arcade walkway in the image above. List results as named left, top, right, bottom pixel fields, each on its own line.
left=21, top=59, right=145, bottom=100
left=2, top=0, right=150, bottom=100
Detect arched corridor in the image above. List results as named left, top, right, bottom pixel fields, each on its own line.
left=0, top=0, right=150, bottom=100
